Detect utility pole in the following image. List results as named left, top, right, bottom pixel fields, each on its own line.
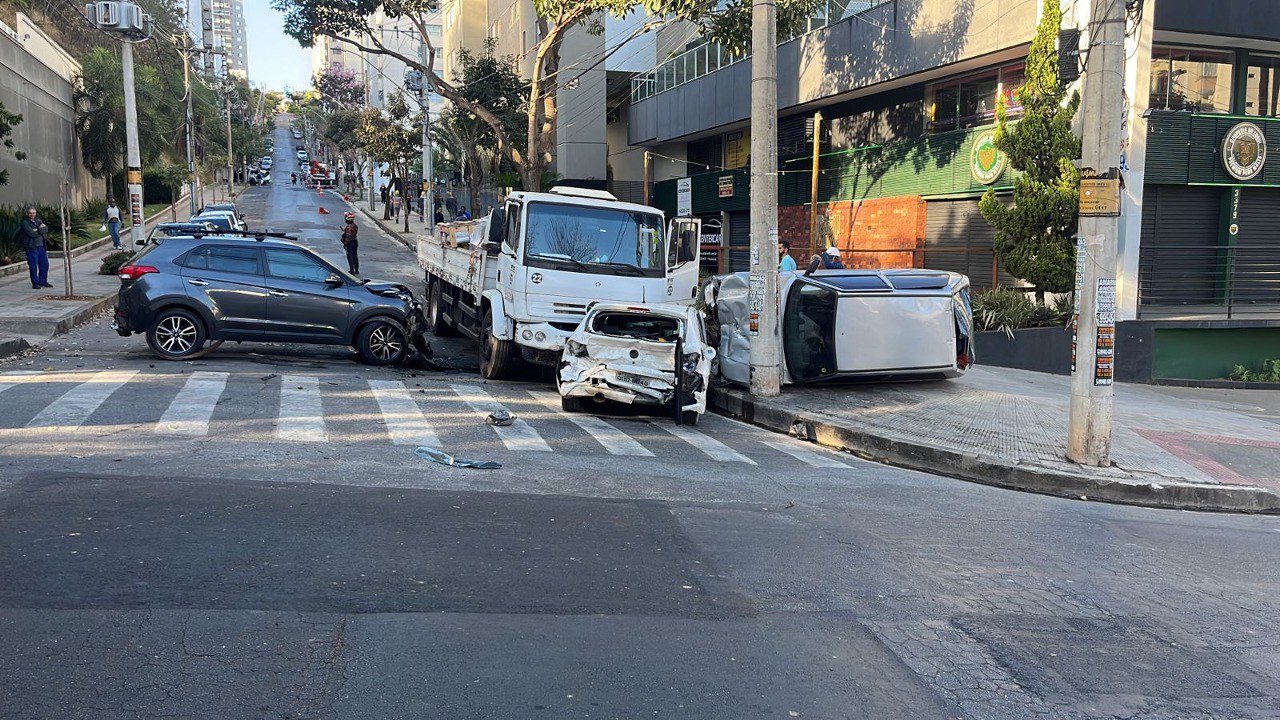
left=1067, top=0, right=1126, bottom=466
left=643, top=150, right=651, bottom=205
left=809, top=111, right=822, bottom=246
left=121, top=40, right=146, bottom=248
left=748, top=0, right=781, bottom=397
left=225, top=86, right=234, bottom=198
left=180, top=33, right=198, bottom=216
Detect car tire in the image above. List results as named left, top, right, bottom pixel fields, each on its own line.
left=478, top=308, right=514, bottom=380
left=146, top=308, right=207, bottom=360
left=427, top=280, right=455, bottom=337
left=681, top=410, right=700, bottom=426
left=356, top=319, right=408, bottom=366
left=560, top=395, right=585, bottom=413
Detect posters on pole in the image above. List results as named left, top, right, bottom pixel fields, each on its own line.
left=1094, top=277, right=1116, bottom=386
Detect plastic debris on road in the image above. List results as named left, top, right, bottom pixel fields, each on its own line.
left=486, top=409, right=515, bottom=427
left=414, top=446, right=502, bottom=469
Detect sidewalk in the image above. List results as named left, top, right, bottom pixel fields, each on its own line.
left=712, top=366, right=1280, bottom=513
left=0, top=195, right=199, bottom=355
left=346, top=196, right=430, bottom=250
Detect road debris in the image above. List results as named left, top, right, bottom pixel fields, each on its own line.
left=414, top=447, right=502, bottom=469
left=486, top=409, right=515, bottom=427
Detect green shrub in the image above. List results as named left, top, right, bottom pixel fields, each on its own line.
left=99, top=249, right=133, bottom=275
left=972, top=287, right=1072, bottom=338
left=1229, top=359, right=1280, bottom=382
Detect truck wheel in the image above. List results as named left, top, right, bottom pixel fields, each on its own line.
left=427, top=279, right=455, bottom=337
left=478, top=308, right=514, bottom=380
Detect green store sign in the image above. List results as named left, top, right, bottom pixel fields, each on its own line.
left=970, top=130, right=1008, bottom=185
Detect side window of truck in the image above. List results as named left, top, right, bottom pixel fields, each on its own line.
left=505, top=203, right=521, bottom=253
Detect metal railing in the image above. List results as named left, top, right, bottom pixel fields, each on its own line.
left=630, top=0, right=890, bottom=103
left=1138, top=243, right=1280, bottom=319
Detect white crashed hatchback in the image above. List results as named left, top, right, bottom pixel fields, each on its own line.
left=557, top=302, right=715, bottom=425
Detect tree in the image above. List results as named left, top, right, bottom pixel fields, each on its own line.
left=357, top=92, right=421, bottom=233
left=313, top=64, right=365, bottom=110
left=322, top=108, right=368, bottom=192
left=73, top=46, right=185, bottom=180
left=0, top=100, right=26, bottom=186
left=274, top=0, right=821, bottom=191
left=978, top=0, right=1081, bottom=296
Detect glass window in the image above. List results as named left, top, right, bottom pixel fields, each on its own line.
left=782, top=280, right=838, bottom=382
left=1245, top=56, right=1280, bottom=117
left=959, top=71, right=999, bottom=127
left=184, top=245, right=259, bottom=274
left=928, top=82, right=959, bottom=131
left=264, top=248, right=333, bottom=282
left=524, top=202, right=665, bottom=278
left=999, top=64, right=1026, bottom=115
left=1149, top=46, right=1234, bottom=113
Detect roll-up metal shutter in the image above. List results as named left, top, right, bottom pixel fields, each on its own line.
left=1232, top=188, right=1280, bottom=307
left=727, top=210, right=751, bottom=272
left=924, top=198, right=1016, bottom=288
left=1137, top=185, right=1221, bottom=312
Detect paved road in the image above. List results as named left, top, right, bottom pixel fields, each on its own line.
left=1, top=121, right=1278, bottom=719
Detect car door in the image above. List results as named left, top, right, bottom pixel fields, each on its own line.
left=179, top=244, right=266, bottom=340
left=261, top=247, right=352, bottom=343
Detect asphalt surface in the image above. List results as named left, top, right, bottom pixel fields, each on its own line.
left=1, top=120, right=1279, bottom=719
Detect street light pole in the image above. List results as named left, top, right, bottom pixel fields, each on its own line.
left=748, top=0, right=781, bottom=397
left=1066, top=0, right=1126, bottom=465
left=225, top=87, right=234, bottom=199
left=421, top=43, right=434, bottom=238
left=182, top=41, right=198, bottom=216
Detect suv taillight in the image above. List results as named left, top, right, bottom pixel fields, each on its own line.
left=119, top=265, right=158, bottom=281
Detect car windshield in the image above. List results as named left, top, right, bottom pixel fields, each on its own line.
left=193, top=216, right=232, bottom=230
left=524, top=202, right=664, bottom=278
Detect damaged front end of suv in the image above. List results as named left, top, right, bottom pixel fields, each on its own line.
left=557, top=303, right=715, bottom=425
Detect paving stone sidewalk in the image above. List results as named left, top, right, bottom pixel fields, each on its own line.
left=712, top=366, right=1280, bottom=513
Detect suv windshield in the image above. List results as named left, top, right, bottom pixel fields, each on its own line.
left=524, top=202, right=664, bottom=278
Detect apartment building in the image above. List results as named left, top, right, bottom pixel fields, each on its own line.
left=621, top=0, right=1280, bottom=381
left=199, top=0, right=248, bottom=79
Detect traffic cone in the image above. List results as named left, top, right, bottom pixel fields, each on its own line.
left=317, top=185, right=323, bottom=196
left=318, top=207, right=329, bottom=215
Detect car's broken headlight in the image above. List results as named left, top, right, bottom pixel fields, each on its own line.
left=566, top=339, right=588, bottom=357
left=682, top=351, right=701, bottom=375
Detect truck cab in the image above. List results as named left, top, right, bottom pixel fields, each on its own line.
left=421, top=187, right=701, bottom=379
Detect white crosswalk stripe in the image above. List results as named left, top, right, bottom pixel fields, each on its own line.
left=26, top=370, right=140, bottom=430
left=368, top=379, right=442, bottom=447
left=277, top=375, right=327, bottom=442
left=527, top=391, right=654, bottom=456
left=659, top=421, right=757, bottom=464
left=760, top=439, right=851, bottom=468
left=451, top=383, right=551, bottom=452
left=155, top=372, right=229, bottom=436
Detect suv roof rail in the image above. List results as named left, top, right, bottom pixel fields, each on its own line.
left=210, top=229, right=299, bottom=241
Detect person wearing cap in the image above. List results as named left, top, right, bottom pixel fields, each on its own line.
left=822, top=245, right=844, bottom=269
left=340, top=212, right=359, bottom=275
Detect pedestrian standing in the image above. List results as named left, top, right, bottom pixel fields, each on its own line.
left=340, top=212, right=359, bottom=275
left=822, top=246, right=844, bottom=269
left=778, top=240, right=797, bottom=272
left=20, top=207, right=52, bottom=289
left=391, top=191, right=402, bottom=221
left=444, top=192, right=457, bottom=222
left=381, top=185, right=391, bottom=220
left=104, top=199, right=123, bottom=249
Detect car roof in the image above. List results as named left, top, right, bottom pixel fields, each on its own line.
left=152, top=234, right=307, bottom=250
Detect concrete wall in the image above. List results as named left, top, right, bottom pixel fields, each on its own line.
left=0, top=15, right=99, bottom=209
left=607, top=104, right=646, bottom=183
left=629, top=0, right=1038, bottom=145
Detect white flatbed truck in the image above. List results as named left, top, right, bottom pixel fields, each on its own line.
left=418, top=187, right=701, bottom=379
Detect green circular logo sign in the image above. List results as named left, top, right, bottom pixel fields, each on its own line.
left=1222, top=122, right=1267, bottom=181
left=970, top=130, right=1008, bottom=185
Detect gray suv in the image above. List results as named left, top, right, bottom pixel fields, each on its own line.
left=112, top=235, right=430, bottom=365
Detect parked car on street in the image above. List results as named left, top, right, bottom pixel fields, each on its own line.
left=558, top=302, right=714, bottom=425
left=296, top=150, right=308, bottom=161
left=260, top=156, right=272, bottom=170
left=706, top=267, right=974, bottom=385
left=194, top=210, right=246, bottom=232
left=112, top=234, right=430, bottom=364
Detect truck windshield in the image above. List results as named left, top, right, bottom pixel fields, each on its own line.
left=524, top=202, right=664, bottom=277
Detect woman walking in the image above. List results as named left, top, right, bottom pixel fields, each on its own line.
left=104, top=199, right=123, bottom=249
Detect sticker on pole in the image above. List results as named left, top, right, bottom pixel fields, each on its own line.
left=748, top=274, right=764, bottom=336
left=1094, top=277, right=1116, bottom=386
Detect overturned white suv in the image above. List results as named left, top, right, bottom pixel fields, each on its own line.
left=557, top=303, right=715, bottom=425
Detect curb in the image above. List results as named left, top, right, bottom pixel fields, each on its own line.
left=710, top=387, right=1280, bottom=514
left=346, top=195, right=416, bottom=251
left=0, top=294, right=115, bottom=341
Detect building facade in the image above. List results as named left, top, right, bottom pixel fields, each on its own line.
left=619, top=0, right=1280, bottom=380
left=199, top=0, right=248, bottom=79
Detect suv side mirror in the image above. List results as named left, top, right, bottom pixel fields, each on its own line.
left=324, top=273, right=344, bottom=287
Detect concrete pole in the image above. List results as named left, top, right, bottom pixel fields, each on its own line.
left=182, top=15, right=198, bottom=217
left=1066, top=0, right=1126, bottom=466
left=225, top=90, right=234, bottom=198
left=748, top=0, right=781, bottom=397
left=643, top=150, right=651, bottom=205
left=121, top=42, right=146, bottom=248
left=809, top=111, right=822, bottom=248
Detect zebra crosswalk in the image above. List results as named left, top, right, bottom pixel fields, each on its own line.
left=0, top=369, right=854, bottom=469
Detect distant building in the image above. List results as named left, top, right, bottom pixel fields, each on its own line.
left=199, top=0, right=248, bottom=79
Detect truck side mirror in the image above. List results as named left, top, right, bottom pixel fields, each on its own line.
left=487, top=207, right=507, bottom=246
